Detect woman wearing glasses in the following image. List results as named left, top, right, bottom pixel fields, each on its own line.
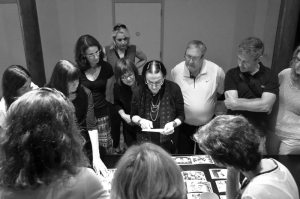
left=131, top=60, right=185, bottom=153
left=113, top=58, right=143, bottom=147
left=46, top=60, right=108, bottom=177
left=0, top=88, right=109, bottom=199
left=75, top=35, right=114, bottom=155
left=267, top=45, right=300, bottom=154
left=0, top=65, right=38, bottom=129
left=104, top=23, right=147, bottom=154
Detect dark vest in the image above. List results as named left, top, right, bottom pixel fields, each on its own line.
left=105, top=45, right=136, bottom=72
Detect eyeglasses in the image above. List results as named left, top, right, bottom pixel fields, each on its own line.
left=85, top=50, right=101, bottom=58
left=293, top=56, right=300, bottom=63
left=121, top=73, right=134, bottom=80
left=184, top=54, right=203, bottom=63
left=113, top=24, right=127, bottom=31
left=145, top=78, right=164, bottom=87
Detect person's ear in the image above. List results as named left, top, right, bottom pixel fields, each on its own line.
left=257, top=55, right=263, bottom=63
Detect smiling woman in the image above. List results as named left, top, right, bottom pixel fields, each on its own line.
left=130, top=60, right=185, bottom=153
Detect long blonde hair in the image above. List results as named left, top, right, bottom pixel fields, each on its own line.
left=290, top=45, right=300, bottom=82
left=109, top=23, right=131, bottom=50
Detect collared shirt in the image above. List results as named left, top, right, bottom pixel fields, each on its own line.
left=171, top=60, right=225, bottom=126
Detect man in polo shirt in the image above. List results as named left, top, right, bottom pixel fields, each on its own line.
left=224, top=37, right=279, bottom=146
left=171, top=40, right=225, bottom=154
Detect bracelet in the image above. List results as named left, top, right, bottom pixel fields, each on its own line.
left=172, top=120, right=177, bottom=127
left=137, top=118, right=142, bottom=126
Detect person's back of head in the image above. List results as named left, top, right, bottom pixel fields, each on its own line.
left=0, top=88, right=88, bottom=190
left=2, top=65, right=31, bottom=109
left=194, top=115, right=262, bottom=171
left=110, top=142, right=186, bottom=199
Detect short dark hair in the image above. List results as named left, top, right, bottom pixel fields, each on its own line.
left=238, top=37, right=264, bottom=60
left=0, top=88, right=88, bottom=190
left=47, top=60, right=81, bottom=97
left=194, top=115, right=262, bottom=171
left=74, top=34, right=104, bottom=71
left=114, top=58, right=139, bottom=86
left=2, top=65, right=31, bottom=109
left=141, top=60, right=167, bottom=78
left=110, top=143, right=186, bottom=199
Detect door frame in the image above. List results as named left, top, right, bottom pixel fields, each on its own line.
left=112, top=0, right=164, bottom=62
left=0, top=0, right=46, bottom=86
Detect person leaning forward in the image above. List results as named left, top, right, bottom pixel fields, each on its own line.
left=171, top=40, right=225, bottom=154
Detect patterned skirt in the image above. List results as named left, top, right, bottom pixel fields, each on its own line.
left=96, top=115, right=113, bottom=154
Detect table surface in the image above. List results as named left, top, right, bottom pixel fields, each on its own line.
left=102, top=155, right=300, bottom=196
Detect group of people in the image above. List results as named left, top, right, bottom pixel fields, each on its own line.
left=0, top=23, right=299, bottom=198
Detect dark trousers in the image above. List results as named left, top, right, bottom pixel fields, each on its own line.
left=122, top=122, right=137, bottom=147
left=108, top=102, right=122, bottom=148
left=178, top=122, right=204, bottom=154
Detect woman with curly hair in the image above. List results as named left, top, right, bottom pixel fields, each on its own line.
left=0, top=88, right=109, bottom=199
left=0, top=65, right=37, bottom=128
left=46, top=60, right=108, bottom=177
left=75, top=35, right=114, bottom=155
left=194, top=115, right=298, bottom=199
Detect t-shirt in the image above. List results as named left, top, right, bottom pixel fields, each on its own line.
left=0, top=168, right=110, bottom=199
left=273, top=68, right=300, bottom=139
left=80, top=61, right=114, bottom=118
left=224, top=63, right=279, bottom=128
left=239, top=159, right=299, bottom=199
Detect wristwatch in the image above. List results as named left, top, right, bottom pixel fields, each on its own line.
left=172, top=121, right=177, bottom=128
left=137, top=118, right=142, bottom=127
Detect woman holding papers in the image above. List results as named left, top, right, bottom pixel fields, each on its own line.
left=131, top=60, right=185, bottom=153
left=114, top=58, right=143, bottom=147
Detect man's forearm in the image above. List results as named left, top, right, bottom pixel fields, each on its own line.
left=230, top=98, right=272, bottom=113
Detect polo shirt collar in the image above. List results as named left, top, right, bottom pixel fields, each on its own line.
left=183, top=59, right=208, bottom=78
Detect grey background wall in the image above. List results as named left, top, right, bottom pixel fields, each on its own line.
left=0, top=0, right=281, bottom=90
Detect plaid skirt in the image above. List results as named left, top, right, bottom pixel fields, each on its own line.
left=96, top=116, right=113, bottom=154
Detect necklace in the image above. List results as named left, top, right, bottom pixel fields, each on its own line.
left=150, top=95, right=160, bottom=121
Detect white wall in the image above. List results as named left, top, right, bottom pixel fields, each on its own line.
left=0, top=3, right=26, bottom=94
left=0, top=0, right=281, bottom=86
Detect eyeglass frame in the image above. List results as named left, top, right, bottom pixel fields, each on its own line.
left=85, top=50, right=101, bottom=58
left=113, top=24, right=127, bottom=31
left=184, top=54, right=204, bottom=63
left=145, top=78, right=164, bottom=87
left=293, top=56, right=300, bottom=64
left=121, top=73, right=134, bottom=80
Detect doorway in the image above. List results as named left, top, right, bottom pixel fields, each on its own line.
left=114, top=1, right=163, bottom=72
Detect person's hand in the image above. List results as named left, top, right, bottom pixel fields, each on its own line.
left=68, top=93, right=77, bottom=101
left=93, top=158, right=108, bottom=178
left=139, top=118, right=153, bottom=129
left=121, top=114, right=133, bottom=125
left=162, top=122, right=175, bottom=135
left=224, top=92, right=237, bottom=110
